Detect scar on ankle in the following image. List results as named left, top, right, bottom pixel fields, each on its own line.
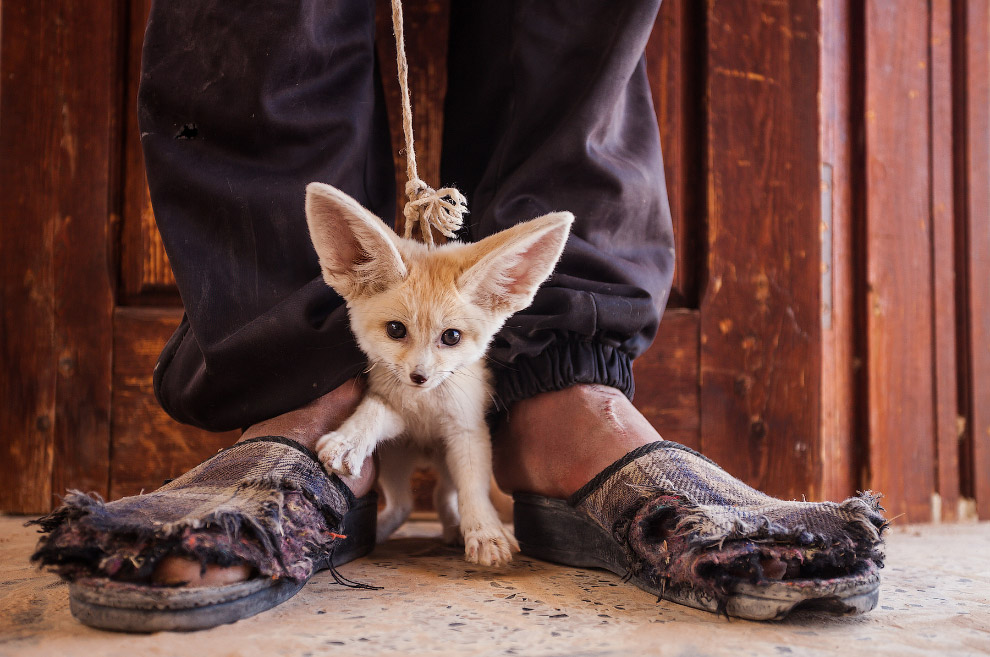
left=599, top=396, right=628, bottom=439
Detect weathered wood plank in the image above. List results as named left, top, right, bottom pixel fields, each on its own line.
left=930, top=0, right=960, bottom=521
left=819, top=0, right=858, bottom=501
left=110, top=307, right=238, bottom=499
left=961, top=0, right=990, bottom=520
left=862, top=2, right=936, bottom=522
left=375, top=0, right=450, bottom=237
left=0, top=1, right=119, bottom=512
left=0, top=1, right=59, bottom=513
left=49, top=0, right=120, bottom=505
left=701, top=1, right=823, bottom=499
left=646, top=0, right=705, bottom=308
left=120, top=0, right=177, bottom=304
left=633, top=309, right=700, bottom=450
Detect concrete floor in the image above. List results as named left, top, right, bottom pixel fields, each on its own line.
left=1, top=516, right=988, bottom=657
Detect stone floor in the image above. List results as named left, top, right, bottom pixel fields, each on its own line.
left=1, top=516, right=988, bottom=657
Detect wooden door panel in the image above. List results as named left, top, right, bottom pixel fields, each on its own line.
left=632, top=310, right=700, bottom=451
left=8, top=0, right=986, bottom=520
left=0, top=3, right=60, bottom=512
left=120, top=0, right=176, bottom=305
left=929, top=0, right=961, bottom=521
left=861, top=1, right=938, bottom=523
left=647, top=0, right=706, bottom=309
left=820, top=0, right=858, bottom=501
left=958, top=0, right=990, bottom=518
left=110, top=308, right=238, bottom=498
left=0, top=1, right=117, bottom=511
left=700, top=0, right=824, bottom=500
left=106, top=0, right=707, bottom=503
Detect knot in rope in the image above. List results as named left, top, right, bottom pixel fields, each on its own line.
left=392, top=0, right=468, bottom=248
left=402, top=179, right=468, bottom=247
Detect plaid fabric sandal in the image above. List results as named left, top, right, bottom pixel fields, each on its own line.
left=514, top=441, right=888, bottom=620
left=30, top=436, right=377, bottom=632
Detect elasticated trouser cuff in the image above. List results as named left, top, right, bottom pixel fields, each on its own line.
left=494, top=339, right=634, bottom=410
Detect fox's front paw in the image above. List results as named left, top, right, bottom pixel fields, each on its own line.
left=315, top=430, right=370, bottom=477
left=463, top=522, right=519, bottom=568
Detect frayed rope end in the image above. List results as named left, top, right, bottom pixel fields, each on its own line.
left=402, top=178, right=468, bottom=247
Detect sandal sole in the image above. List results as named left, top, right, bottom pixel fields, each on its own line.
left=514, top=493, right=880, bottom=621
left=67, top=493, right=378, bottom=633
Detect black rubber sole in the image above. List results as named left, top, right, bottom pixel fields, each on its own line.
left=68, top=493, right=378, bottom=633
left=513, top=493, right=880, bottom=621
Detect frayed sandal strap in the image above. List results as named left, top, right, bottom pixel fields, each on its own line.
left=30, top=436, right=361, bottom=584
left=572, top=440, right=887, bottom=550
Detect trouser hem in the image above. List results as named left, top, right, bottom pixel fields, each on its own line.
left=494, top=339, right=635, bottom=410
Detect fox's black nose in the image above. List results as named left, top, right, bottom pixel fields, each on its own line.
left=410, top=372, right=428, bottom=385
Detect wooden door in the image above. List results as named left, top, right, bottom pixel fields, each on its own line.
left=3, top=0, right=989, bottom=523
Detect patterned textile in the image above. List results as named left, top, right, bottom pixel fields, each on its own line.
left=572, top=442, right=888, bottom=604
left=30, top=437, right=354, bottom=583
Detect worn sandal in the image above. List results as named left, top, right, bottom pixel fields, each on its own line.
left=514, top=441, right=887, bottom=620
left=30, top=436, right=377, bottom=632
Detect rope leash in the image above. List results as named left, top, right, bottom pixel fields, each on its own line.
left=390, top=0, right=468, bottom=247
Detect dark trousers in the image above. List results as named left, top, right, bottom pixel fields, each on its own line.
left=141, top=0, right=674, bottom=432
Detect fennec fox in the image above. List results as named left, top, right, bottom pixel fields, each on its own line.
left=305, top=182, right=572, bottom=567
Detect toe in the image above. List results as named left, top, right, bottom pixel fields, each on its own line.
left=152, top=555, right=251, bottom=586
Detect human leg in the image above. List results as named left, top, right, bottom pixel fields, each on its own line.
left=141, top=0, right=394, bottom=432
left=441, top=0, right=672, bottom=494
left=442, top=0, right=887, bottom=618
left=32, top=0, right=393, bottom=628
left=140, top=0, right=391, bottom=586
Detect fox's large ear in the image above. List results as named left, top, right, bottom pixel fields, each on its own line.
left=305, top=182, right=407, bottom=299
left=459, top=212, right=573, bottom=316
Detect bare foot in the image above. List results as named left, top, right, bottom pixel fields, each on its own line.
left=151, top=378, right=375, bottom=586
left=493, top=384, right=660, bottom=499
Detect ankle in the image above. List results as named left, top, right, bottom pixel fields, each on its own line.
left=493, top=384, right=659, bottom=498
left=240, top=378, right=365, bottom=449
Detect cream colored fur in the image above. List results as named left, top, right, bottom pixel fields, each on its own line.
left=305, top=182, right=573, bottom=567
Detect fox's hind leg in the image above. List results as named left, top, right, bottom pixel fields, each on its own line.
left=433, top=458, right=462, bottom=545
left=376, top=442, right=417, bottom=543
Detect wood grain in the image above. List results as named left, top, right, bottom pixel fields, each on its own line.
left=110, top=307, right=238, bottom=499
left=50, top=1, right=119, bottom=502
left=701, top=1, right=824, bottom=498
left=960, top=0, right=990, bottom=519
left=0, top=2, right=58, bottom=513
left=632, top=309, right=700, bottom=450
left=646, top=0, right=706, bottom=309
left=930, top=0, right=960, bottom=521
left=0, top=1, right=120, bottom=512
left=862, top=2, right=936, bottom=522
left=119, top=0, right=177, bottom=305
left=375, top=0, right=450, bottom=237
left=5, top=0, right=984, bottom=520
left=819, top=0, right=858, bottom=501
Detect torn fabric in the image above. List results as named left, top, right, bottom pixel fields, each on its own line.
left=29, top=437, right=354, bottom=584
left=571, top=441, right=888, bottom=608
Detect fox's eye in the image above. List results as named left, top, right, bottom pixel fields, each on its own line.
left=386, top=321, right=407, bottom=339
left=441, top=328, right=461, bottom=346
